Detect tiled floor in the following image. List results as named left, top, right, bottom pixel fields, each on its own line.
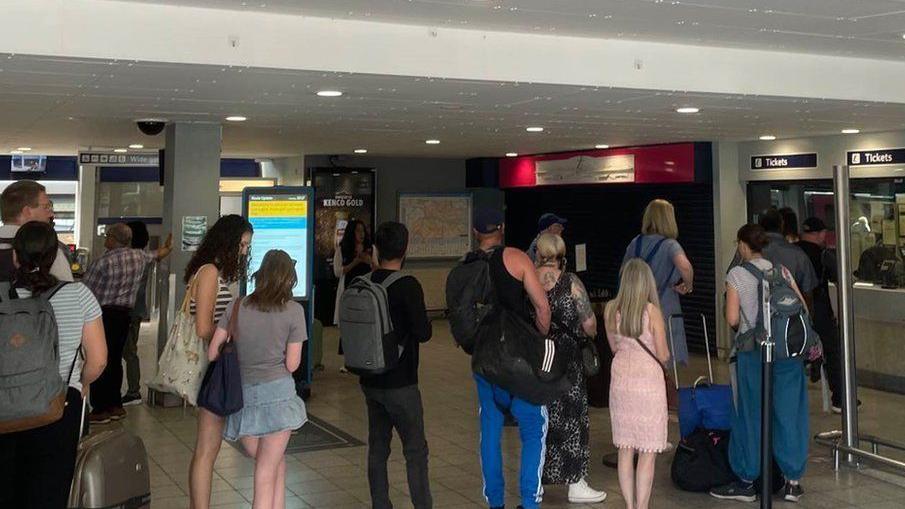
left=105, top=320, right=905, bottom=508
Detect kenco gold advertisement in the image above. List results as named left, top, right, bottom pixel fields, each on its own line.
left=312, top=169, right=375, bottom=262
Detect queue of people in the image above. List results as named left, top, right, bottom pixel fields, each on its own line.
left=0, top=179, right=831, bottom=509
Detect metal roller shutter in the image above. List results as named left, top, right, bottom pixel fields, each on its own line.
left=505, top=182, right=716, bottom=354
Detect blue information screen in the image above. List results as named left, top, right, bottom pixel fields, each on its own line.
left=245, top=192, right=311, bottom=299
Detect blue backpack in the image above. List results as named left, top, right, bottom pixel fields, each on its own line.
left=735, top=262, right=820, bottom=359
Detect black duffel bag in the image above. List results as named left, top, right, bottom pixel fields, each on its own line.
left=471, top=305, right=569, bottom=406
left=671, top=427, right=785, bottom=494
left=671, top=428, right=737, bottom=492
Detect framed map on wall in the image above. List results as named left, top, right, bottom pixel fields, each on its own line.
left=398, top=193, right=473, bottom=259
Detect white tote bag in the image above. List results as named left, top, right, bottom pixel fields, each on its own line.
left=148, top=277, right=209, bottom=406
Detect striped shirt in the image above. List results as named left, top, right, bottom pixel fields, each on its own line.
left=16, top=283, right=102, bottom=391
left=83, top=248, right=155, bottom=308
left=190, top=277, right=233, bottom=322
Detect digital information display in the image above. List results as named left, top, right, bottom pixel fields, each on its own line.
left=244, top=190, right=313, bottom=299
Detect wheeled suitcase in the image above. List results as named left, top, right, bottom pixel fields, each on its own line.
left=68, top=399, right=151, bottom=509
left=668, top=313, right=732, bottom=438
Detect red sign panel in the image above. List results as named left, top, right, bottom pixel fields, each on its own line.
left=499, top=143, right=698, bottom=188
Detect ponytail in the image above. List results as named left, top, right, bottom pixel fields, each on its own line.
left=12, top=221, right=61, bottom=295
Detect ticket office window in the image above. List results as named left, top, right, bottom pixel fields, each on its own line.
left=747, top=178, right=905, bottom=287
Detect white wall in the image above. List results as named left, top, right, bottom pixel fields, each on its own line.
left=265, top=156, right=306, bottom=186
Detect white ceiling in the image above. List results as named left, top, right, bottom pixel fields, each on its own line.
left=115, top=0, right=905, bottom=61
left=2, top=53, right=905, bottom=158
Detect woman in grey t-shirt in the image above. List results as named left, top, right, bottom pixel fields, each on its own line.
left=208, top=249, right=307, bottom=509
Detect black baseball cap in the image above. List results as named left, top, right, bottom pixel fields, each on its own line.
left=538, top=212, right=567, bottom=232
left=473, top=208, right=504, bottom=234
left=802, top=217, right=827, bottom=233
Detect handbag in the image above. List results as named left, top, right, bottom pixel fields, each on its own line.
left=630, top=330, right=679, bottom=411
left=147, top=274, right=209, bottom=406
left=551, top=315, right=600, bottom=377
left=580, top=339, right=601, bottom=377
left=197, top=299, right=244, bottom=417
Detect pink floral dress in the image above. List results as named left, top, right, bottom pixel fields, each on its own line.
left=608, top=306, right=668, bottom=453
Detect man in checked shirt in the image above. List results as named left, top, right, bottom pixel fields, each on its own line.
left=84, top=223, right=172, bottom=423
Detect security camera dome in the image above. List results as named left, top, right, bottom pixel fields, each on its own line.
left=135, top=119, right=167, bottom=136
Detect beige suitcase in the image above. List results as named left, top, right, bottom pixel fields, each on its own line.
left=68, top=399, right=151, bottom=509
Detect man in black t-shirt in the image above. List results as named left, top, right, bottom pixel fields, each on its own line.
left=797, top=217, right=843, bottom=411
left=358, top=221, right=433, bottom=509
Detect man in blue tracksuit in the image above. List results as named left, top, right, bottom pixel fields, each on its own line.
left=470, top=209, right=552, bottom=509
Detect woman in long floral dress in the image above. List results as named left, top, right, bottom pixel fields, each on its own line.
left=535, top=233, right=607, bottom=504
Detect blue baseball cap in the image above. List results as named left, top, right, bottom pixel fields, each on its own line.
left=538, top=213, right=567, bottom=232
left=473, top=208, right=504, bottom=234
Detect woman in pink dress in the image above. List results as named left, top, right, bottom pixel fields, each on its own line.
left=605, top=258, right=670, bottom=509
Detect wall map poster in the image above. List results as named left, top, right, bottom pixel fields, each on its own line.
left=312, top=169, right=375, bottom=262
left=398, top=193, right=472, bottom=259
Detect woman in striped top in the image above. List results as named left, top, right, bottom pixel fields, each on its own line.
left=185, top=215, right=254, bottom=509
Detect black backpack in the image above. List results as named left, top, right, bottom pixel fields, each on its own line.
left=446, top=249, right=497, bottom=354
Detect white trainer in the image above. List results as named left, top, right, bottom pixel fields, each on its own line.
left=568, top=478, right=607, bottom=504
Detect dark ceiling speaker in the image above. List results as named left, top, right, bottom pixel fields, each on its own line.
left=135, top=118, right=167, bottom=136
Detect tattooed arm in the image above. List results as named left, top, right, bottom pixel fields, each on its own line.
left=571, top=275, right=597, bottom=337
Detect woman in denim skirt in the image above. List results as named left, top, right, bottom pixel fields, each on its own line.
left=209, top=249, right=307, bottom=509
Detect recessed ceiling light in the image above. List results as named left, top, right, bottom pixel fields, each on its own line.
left=10, top=150, right=22, bottom=155
left=676, top=107, right=700, bottom=114
left=425, top=139, right=441, bottom=145
left=354, top=149, right=368, bottom=154
left=505, top=152, right=518, bottom=157
left=225, top=116, right=247, bottom=122
left=114, top=148, right=128, bottom=153
left=129, top=144, right=144, bottom=149
left=842, top=128, right=860, bottom=134
left=759, top=135, right=776, bottom=141
left=16, top=147, right=31, bottom=151
left=902, top=33, right=905, bottom=39
left=526, top=126, right=544, bottom=132
left=316, top=90, right=343, bottom=97
left=595, top=144, right=610, bottom=149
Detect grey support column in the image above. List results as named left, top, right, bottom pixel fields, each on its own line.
left=156, top=122, right=222, bottom=359
left=76, top=164, right=98, bottom=250
left=712, top=142, right=746, bottom=356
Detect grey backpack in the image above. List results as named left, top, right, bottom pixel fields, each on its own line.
left=735, top=263, right=820, bottom=359
left=338, top=272, right=407, bottom=375
left=0, top=282, right=68, bottom=433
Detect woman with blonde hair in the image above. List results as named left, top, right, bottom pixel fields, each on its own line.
left=535, top=233, right=607, bottom=504
left=209, top=249, right=307, bottom=509
left=605, top=259, right=670, bottom=509
left=622, top=198, right=694, bottom=365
